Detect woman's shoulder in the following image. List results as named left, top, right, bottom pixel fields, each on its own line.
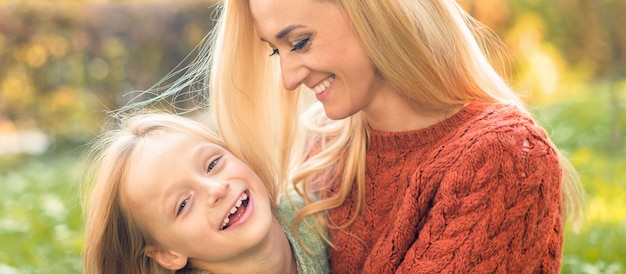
left=432, top=102, right=559, bottom=169
left=417, top=103, right=562, bottom=198
left=455, top=102, right=551, bottom=145
left=464, top=102, right=536, bottom=129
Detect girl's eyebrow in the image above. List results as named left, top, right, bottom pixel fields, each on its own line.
left=163, top=182, right=183, bottom=219
left=165, top=145, right=208, bottom=218
left=260, top=24, right=306, bottom=42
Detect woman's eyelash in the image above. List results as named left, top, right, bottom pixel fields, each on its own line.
left=291, top=37, right=310, bottom=51
left=268, top=36, right=310, bottom=56
left=176, top=198, right=188, bottom=217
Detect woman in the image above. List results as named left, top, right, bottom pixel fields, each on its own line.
left=80, top=112, right=328, bottom=273
left=151, top=0, right=585, bottom=272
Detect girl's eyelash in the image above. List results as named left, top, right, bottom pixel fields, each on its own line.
left=176, top=198, right=188, bottom=217
left=207, top=156, right=222, bottom=173
left=269, top=48, right=279, bottom=56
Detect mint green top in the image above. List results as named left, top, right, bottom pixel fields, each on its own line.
left=274, top=193, right=329, bottom=274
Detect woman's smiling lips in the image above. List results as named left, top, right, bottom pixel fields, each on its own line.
left=310, top=75, right=335, bottom=94
left=310, top=75, right=335, bottom=101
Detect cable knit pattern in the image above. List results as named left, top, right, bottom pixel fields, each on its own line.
left=322, top=102, right=563, bottom=273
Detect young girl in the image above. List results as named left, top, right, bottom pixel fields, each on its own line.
left=80, top=112, right=328, bottom=274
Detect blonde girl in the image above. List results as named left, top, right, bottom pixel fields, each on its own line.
left=81, top=112, right=328, bottom=273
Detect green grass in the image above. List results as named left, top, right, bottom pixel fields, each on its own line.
left=0, top=152, right=83, bottom=274
left=559, top=148, right=626, bottom=274
left=563, top=223, right=626, bottom=274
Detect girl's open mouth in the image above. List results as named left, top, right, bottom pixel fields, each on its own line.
left=220, top=191, right=250, bottom=230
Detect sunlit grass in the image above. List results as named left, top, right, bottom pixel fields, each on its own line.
left=0, top=152, right=83, bottom=274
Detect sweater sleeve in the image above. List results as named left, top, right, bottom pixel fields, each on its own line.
left=397, top=123, right=564, bottom=273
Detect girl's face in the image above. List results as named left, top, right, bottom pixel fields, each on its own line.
left=121, top=131, right=274, bottom=270
left=250, top=0, right=390, bottom=120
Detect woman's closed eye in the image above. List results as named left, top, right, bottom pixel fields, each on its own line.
left=291, top=36, right=310, bottom=52
left=269, top=48, right=279, bottom=56
left=267, top=36, right=311, bottom=56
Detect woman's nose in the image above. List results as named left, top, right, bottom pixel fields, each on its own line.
left=280, top=54, right=309, bottom=91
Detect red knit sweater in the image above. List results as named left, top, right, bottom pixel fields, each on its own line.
left=321, top=102, right=563, bottom=273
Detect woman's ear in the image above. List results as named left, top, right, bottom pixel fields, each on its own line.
left=144, top=245, right=188, bottom=270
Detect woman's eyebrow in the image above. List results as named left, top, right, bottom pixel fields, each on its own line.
left=277, top=24, right=305, bottom=39
left=261, top=24, right=306, bottom=42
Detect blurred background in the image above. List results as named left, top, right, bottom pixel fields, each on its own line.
left=0, top=0, right=624, bottom=273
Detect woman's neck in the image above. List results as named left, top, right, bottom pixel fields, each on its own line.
left=363, top=85, right=463, bottom=132
left=196, top=218, right=297, bottom=274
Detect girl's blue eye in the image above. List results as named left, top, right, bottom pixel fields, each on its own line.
left=269, top=48, right=279, bottom=56
left=207, top=156, right=221, bottom=172
left=176, top=199, right=188, bottom=216
left=291, top=37, right=310, bottom=51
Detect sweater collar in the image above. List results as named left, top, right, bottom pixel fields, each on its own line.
left=368, top=101, right=490, bottom=150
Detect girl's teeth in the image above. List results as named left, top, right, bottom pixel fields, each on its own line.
left=221, top=192, right=249, bottom=230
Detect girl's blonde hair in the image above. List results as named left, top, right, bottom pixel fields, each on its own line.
left=80, top=112, right=277, bottom=274
left=207, top=0, right=585, bottom=240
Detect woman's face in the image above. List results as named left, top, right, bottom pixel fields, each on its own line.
left=250, top=0, right=388, bottom=120
left=121, top=131, right=274, bottom=270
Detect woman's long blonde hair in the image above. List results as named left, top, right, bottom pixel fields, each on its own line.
left=206, top=0, right=585, bottom=240
left=80, top=112, right=278, bottom=273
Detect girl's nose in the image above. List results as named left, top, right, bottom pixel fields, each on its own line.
left=204, top=179, right=229, bottom=206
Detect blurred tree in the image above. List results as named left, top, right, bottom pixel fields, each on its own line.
left=463, top=0, right=625, bottom=154
left=533, top=0, right=624, bottom=153
left=0, top=1, right=213, bottom=147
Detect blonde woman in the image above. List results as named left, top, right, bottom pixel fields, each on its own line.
left=80, top=113, right=328, bottom=274
left=190, top=0, right=588, bottom=273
